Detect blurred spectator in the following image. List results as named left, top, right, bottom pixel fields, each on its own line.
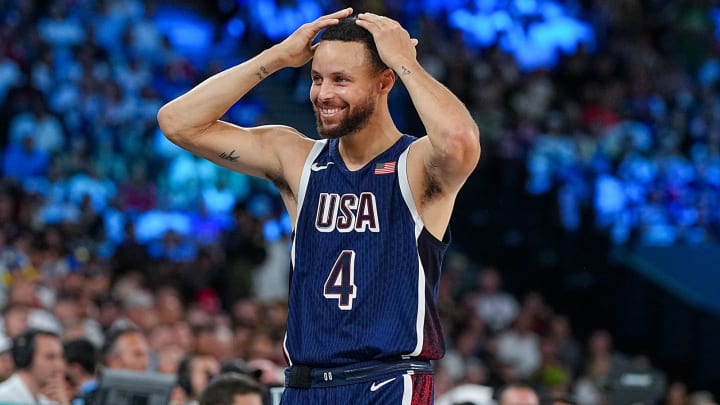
left=661, top=381, right=690, bottom=405
left=1, top=303, right=32, bottom=339
left=174, top=353, right=221, bottom=405
left=436, top=382, right=494, bottom=405
left=220, top=202, right=267, bottom=303
left=7, top=99, right=65, bottom=155
left=198, top=372, right=266, bottom=405
left=471, top=267, right=520, bottom=333
left=0, top=328, right=68, bottom=404
left=520, top=292, right=552, bottom=335
left=497, top=383, right=540, bottom=405
left=496, top=311, right=541, bottom=380
left=37, top=2, right=85, bottom=48
left=0, top=52, right=22, bottom=104
left=101, top=326, right=150, bottom=372
left=532, top=337, right=571, bottom=399
left=64, top=337, right=98, bottom=405
left=688, top=391, right=718, bottom=405
left=2, top=135, right=50, bottom=183
left=545, top=315, right=582, bottom=379
left=116, top=161, right=156, bottom=214
left=110, top=221, right=150, bottom=279
left=572, top=329, right=628, bottom=405
left=439, top=323, right=488, bottom=384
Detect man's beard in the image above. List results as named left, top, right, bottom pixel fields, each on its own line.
left=315, top=97, right=375, bottom=139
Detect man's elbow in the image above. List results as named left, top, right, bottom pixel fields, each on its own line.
left=446, top=124, right=481, bottom=168
left=157, top=104, right=178, bottom=139
left=157, top=104, right=191, bottom=146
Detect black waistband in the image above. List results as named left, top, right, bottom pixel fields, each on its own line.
left=284, top=359, right=433, bottom=389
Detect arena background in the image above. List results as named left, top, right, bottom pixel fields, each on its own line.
left=1, top=0, right=719, bottom=403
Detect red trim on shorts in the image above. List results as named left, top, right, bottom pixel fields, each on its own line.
left=410, top=374, right=434, bottom=405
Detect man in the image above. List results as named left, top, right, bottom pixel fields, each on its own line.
left=497, top=384, right=540, bottom=405
left=0, top=328, right=68, bottom=404
left=199, top=372, right=265, bottom=405
left=158, top=8, right=480, bottom=405
left=64, top=337, right=98, bottom=405
left=176, top=353, right=221, bottom=404
left=101, top=326, right=150, bottom=371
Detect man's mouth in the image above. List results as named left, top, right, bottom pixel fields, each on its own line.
left=319, top=106, right=346, bottom=117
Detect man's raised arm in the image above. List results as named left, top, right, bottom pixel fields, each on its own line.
left=157, top=8, right=354, bottom=179
left=355, top=12, right=480, bottom=191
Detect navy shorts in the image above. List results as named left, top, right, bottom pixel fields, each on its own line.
left=280, top=360, right=435, bottom=404
left=280, top=373, right=434, bottom=404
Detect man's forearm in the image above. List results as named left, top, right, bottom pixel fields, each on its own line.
left=395, top=61, right=479, bottom=148
left=158, top=47, right=286, bottom=137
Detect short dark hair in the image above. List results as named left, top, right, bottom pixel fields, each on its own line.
left=12, top=328, right=61, bottom=370
left=199, top=372, right=266, bottom=405
left=101, top=325, right=142, bottom=365
left=319, top=16, right=388, bottom=72
left=64, top=337, right=98, bottom=375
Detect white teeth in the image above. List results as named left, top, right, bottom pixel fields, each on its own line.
left=321, top=108, right=341, bottom=115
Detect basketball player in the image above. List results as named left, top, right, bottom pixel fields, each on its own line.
left=157, top=8, right=480, bottom=404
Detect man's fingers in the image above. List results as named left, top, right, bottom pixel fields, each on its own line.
left=320, top=8, right=353, bottom=21
left=306, top=8, right=353, bottom=33
left=356, top=12, right=395, bottom=26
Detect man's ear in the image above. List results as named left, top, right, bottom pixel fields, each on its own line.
left=378, top=68, right=395, bottom=94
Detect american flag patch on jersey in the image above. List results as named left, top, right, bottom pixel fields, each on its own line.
left=374, top=161, right=396, bottom=175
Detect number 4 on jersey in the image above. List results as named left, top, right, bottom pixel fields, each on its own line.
left=324, top=250, right=357, bottom=310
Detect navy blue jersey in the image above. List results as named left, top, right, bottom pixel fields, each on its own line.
left=284, top=135, right=449, bottom=367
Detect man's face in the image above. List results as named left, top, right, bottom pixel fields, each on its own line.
left=110, top=332, right=150, bottom=371
left=500, top=388, right=540, bottom=405
left=29, top=335, right=66, bottom=387
left=190, top=355, right=220, bottom=398
left=232, top=393, right=263, bottom=405
left=310, top=41, right=379, bottom=139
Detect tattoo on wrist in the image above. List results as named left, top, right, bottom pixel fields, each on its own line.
left=400, top=66, right=411, bottom=76
left=219, top=149, right=240, bottom=162
left=256, top=66, right=269, bottom=80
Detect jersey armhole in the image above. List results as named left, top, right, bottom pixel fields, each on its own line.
left=398, top=144, right=424, bottom=239
left=294, top=139, right=328, bottom=229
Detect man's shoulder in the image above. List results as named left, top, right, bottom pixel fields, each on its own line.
left=0, top=374, right=21, bottom=390
left=0, top=374, right=31, bottom=400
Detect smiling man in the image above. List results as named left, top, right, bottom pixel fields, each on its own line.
left=158, top=8, right=480, bottom=404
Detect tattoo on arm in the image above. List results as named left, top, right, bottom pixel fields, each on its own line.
left=400, top=65, right=411, bottom=76
left=255, top=66, right=269, bottom=80
left=218, top=149, right=240, bottom=162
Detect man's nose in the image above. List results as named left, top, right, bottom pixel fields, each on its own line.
left=317, top=82, right=335, bottom=101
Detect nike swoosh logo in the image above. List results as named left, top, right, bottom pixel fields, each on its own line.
left=370, top=377, right=396, bottom=392
left=311, top=162, right=334, bottom=172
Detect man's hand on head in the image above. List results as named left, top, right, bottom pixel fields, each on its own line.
left=354, top=12, right=419, bottom=73
left=272, top=8, right=354, bottom=68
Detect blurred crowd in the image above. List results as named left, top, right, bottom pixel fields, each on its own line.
left=0, top=0, right=719, bottom=404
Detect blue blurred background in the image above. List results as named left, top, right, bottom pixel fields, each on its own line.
left=1, top=0, right=720, bottom=403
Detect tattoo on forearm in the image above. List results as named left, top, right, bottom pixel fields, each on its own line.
left=400, top=65, right=411, bottom=76
left=256, top=66, right=269, bottom=80
left=218, top=149, right=240, bottom=162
